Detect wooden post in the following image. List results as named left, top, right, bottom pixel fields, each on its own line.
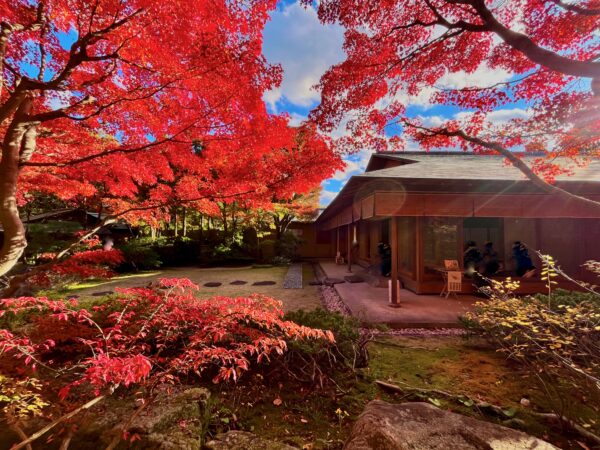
left=347, top=223, right=352, bottom=272
left=390, top=216, right=400, bottom=307
left=336, top=227, right=340, bottom=255
left=415, top=217, right=423, bottom=293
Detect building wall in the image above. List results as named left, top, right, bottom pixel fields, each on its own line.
left=289, top=222, right=334, bottom=258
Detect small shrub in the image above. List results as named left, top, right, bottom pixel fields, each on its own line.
left=271, top=256, right=291, bottom=266
left=283, top=308, right=369, bottom=374
left=276, top=232, right=303, bottom=261
left=117, top=241, right=162, bottom=271
left=464, top=279, right=600, bottom=432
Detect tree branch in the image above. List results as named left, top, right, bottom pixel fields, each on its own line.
left=11, top=395, right=106, bottom=450
left=548, top=0, right=600, bottom=16
left=466, top=0, right=600, bottom=79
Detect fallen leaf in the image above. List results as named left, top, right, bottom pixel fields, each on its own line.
left=273, top=397, right=282, bottom=406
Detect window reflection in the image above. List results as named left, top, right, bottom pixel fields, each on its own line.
left=423, top=217, right=459, bottom=273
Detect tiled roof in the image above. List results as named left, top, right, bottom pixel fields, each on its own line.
left=360, top=153, right=600, bottom=182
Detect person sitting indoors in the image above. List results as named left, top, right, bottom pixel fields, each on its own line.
left=512, top=241, right=536, bottom=277
left=463, top=241, right=482, bottom=277
left=481, top=241, right=500, bottom=276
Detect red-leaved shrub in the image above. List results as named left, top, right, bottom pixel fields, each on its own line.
left=0, top=278, right=334, bottom=402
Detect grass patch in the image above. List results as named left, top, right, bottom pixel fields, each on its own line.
left=64, top=271, right=161, bottom=291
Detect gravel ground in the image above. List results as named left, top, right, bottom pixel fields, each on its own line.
left=368, top=327, right=466, bottom=336
left=282, top=263, right=303, bottom=289
left=319, top=285, right=353, bottom=316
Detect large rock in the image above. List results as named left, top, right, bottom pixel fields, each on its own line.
left=73, top=387, right=210, bottom=450
left=344, top=401, right=558, bottom=450
left=205, top=431, right=298, bottom=450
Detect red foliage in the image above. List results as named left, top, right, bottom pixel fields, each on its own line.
left=0, top=279, right=335, bottom=401
left=28, top=249, right=124, bottom=288
left=0, top=0, right=342, bottom=276
left=305, top=0, right=599, bottom=179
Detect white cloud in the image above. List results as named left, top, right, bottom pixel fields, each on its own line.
left=454, top=107, right=532, bottom=126
left=263, top=88, right=282, bottom=112
left=486, top=108, right=532, bottom=124
left=437, top=64, right=513, bottom=90
left=288, top=112, right=307, bottom=127
left=319, top=189, right=339, bottom=206
left=331, top=148, right=374, bottom=182
left=263, top=2, right=345, bottom=108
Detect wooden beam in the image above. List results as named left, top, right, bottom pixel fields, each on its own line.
left=390, top=216, right=400, bottom=307
left=347, top=223, right=352, bottom=272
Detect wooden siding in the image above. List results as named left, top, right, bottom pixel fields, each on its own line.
left=352, top=200, right=361, bottom=222
left=361, top=195, right=375, bottom=219
left=373, top=192, right=600, bottom=219
left=339, top=205, right=353, bottom=226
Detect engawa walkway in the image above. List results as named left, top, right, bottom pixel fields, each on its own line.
left=319, top=261, right=480, bottom=328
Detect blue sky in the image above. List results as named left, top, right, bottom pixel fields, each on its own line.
left=261, top=2, right=541, bottom=207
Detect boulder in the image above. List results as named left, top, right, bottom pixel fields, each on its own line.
left=72, top=387, right=210, bottom=450
left=344, top=401, right=558, bottom=450
left=205, top=431, right=298, bottom=450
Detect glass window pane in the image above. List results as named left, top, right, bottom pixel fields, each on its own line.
left=398, top=217, right=415, bottom=276
left=423, top=217, right=459, bottom=273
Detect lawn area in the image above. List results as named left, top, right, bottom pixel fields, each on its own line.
left=59, top=264, right=322, bottom=312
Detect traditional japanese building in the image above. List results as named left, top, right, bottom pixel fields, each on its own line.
left=298, top=152, right=600, bottom=301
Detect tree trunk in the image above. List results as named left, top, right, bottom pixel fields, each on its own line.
left=0, top=96, right=34, bottom=277
left=182, top=207, right=187, bottom=236
left=173, top=210, right=178, bottom=237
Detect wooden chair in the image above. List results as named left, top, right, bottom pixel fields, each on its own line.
left=440, top=268, right=462, bottom=299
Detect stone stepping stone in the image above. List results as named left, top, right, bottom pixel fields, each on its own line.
left=204, top=282, right=222, bottom=287
left=91, top=291, right=114, bottom=296
left=344, top=275, right=365, bottom=283
left=323, top=278, right=345, bottom=286
left=252, top=281, right=276, bottom=286
left=283, top=263, right=303, bottom=289
left=230, top=280, right=248, bottom=285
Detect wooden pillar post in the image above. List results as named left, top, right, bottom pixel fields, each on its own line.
left=347, top=223, right=352, bottom=272
left=390, top=216, right=400, bottom=307
left=336, top=227, right=340, bottom=255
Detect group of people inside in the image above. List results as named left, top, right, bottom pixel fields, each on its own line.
left=374, top=239, right=536, bottom=279
left=463, top=240, right=536, bottom=278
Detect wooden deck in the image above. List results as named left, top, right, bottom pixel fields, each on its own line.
left=319, top=261, right=480, bottom=328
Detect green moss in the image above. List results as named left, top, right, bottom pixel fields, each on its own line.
left=64, top=271, right=161, bottom=291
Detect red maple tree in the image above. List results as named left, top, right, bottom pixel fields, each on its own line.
left=0, top=1, right=341, bottom=278
left=304, top=0, right=599, bottom=203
